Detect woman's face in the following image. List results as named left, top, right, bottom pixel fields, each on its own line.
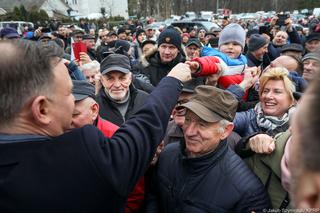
left=260, top=80, right=293, bottom=117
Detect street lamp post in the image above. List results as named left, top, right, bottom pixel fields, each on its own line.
left=216, top=0, right=219, bottom=14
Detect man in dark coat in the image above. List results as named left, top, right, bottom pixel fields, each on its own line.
left=0, top=40, right=192, bottom=212
left=146, top=85, right=271, bottom=212
left=82, top=34, right=97, bottom=60
left=267, top=20, right=302, bottom=61
left=71, top=80, right=145, bottom=212
left=96, top=53, right=149, bottom=126
left=246, top=34, right=270, bottom=70
left=135, top=28, right=185, bottom=87
left=242, top=34, right=270, bottom=111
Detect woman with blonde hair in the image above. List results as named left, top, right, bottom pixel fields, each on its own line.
left=234, top=67, right=296, bottom=138
left=234, top=67, right=298, bottom=209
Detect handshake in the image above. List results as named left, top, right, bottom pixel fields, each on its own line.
left=167, top=59, right=223, bottom=85
left=168, top=58, right=261, bottom=89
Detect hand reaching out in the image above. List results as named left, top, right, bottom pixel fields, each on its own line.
left=239, top=66, right=261, bottom=91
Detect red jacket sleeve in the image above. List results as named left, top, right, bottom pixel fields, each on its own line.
left=125, top=176, right=145, bottom=213
left=96, top=116, right=145, bottom=213
left=96, top=116, right=119, bottom=138
left=218, top=75, right=244, bottom=89
left=191, top=56, right=220, bottom=77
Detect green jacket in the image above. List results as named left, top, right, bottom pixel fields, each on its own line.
left=244, top=131, right=291, bottom=209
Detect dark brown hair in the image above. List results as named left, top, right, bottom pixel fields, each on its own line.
left=0, top=40, right=63, bottom=126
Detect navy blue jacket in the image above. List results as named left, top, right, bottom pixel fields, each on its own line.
left=0, top=77, right=182, bottom=213
left=146, top=140, right=271, bottom=213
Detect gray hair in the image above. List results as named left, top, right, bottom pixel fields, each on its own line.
left=217, top=119, right=232, bottom=134
left=80, top=61, right=100, bottom=72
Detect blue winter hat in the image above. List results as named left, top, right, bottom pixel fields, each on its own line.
left=157, top=28, right=182, bottom=51
left=218, top=23, right=246, bottom=49
left=0, top=27, right=20, bottom=39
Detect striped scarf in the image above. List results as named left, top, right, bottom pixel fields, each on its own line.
left=255, top=102, right=295, bottom=137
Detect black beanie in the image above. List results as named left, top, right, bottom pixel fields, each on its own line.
left=117, top=28, right=126, bottom=35
left=136, top=29, right=145, bottom=38
left=305, top=33, right=320, bottom=43
left=248, top=34, right=268, bottom=52
left=157, top=29, right=182, bottom=51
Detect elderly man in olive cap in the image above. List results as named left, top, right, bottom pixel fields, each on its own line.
left=147, top=85, right=271, bottom=212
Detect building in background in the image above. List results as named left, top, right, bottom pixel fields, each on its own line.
left=66, top=0, right=128, bottom=19
left=1, top=0, right=71, bottom=18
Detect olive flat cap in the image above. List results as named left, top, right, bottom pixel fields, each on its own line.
left=181, top=85, right=238, bottom=122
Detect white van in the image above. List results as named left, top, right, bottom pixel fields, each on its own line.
left=0, top=21, right=34, bottom=35
left=313, top=8, right=320, bottom=17
left=200, top=11, right=213, bottom=21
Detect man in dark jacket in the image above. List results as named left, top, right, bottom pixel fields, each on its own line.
left=71, top=80, right=145, bottom=213
left=96, top=53, right=149, bottom=126
left=243, top=34, right=271, bottom=111
left=71, top=80, right=119, bottom=136
left=135, top=28, right=185, bottom=87
left=0, top=40, right=192, bottom=212
left=146, top=85, right=271, bottom=212
left=82, top=34, right=97, bottom=60
left=268, top=19, right=302, bottom=61
left=246, top=34, right=270, bottom=70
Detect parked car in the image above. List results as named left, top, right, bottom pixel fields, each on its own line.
left=170, top=20, right=221, bottom=32
left=145, top=22, right=166, bottom=31
left=200, top=11, right=213, bottom=21
left=0, top=21, right=34, bottom=35
left=185, top=11, right=197, bottom=20
left=313, top=8, right=320, bottom=17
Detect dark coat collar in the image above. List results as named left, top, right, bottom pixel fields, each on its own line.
left=179, top=138, right=228, bottom=174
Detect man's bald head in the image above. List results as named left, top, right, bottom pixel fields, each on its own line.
left=270, top=55, right=302, bottom=73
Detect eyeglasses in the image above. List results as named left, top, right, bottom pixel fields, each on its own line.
left=174, top=99, right=189, bottom=116
left=176, top=99, right=189, bottom=106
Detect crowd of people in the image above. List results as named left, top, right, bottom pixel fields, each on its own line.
left=0, top=13, right=320, bottom=212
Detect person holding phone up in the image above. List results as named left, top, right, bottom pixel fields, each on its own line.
left=267, top=14, right=302, bottom=61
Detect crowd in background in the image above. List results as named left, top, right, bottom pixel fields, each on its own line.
left=1, top=12, right=320, bottom=212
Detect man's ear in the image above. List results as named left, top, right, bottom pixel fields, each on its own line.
left=128, top=72, right=133, bottom=82
left=295, top=173, right=320, bottom=208
left=31, top=96, right=52, bottom=125
left=220, top=123, right=234, bottom=140
left=90, top=102, right=99, bottom=122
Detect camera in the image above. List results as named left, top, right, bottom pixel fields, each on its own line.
left=276, top=14, right=290, bottom=26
